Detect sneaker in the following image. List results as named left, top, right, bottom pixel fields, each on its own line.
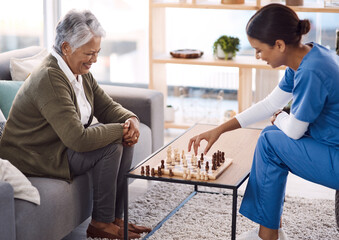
left=237, top=227, right=261, bottom=240
left=278, top=228, right=289, bottom=240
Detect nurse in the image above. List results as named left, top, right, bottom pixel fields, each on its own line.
left=188, top=3, right=339, bottom=240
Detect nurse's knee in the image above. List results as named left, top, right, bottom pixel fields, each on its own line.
left=261, top=125, right=279, bottom=135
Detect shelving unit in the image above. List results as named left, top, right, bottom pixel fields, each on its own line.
left=149, top=0, right=339, bottom=129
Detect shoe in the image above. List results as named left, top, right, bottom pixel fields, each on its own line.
left=114, top=218, right=152, bottom=234
left=237, top=228, right=261, bottom=240
left=278, top=228, right=289, bottom=240
left=86, top=223, right=140, bottom=239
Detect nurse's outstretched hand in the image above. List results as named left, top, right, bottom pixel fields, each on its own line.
left=188, top=128, right=221, bottom=156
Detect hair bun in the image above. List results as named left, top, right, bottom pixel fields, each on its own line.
left=298, top=19, right=311, bottom=35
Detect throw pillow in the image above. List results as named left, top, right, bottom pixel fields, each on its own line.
left=0, top=159, right=40, bottom=205
left=0, top=122, right=5, bottom=140
left=0, top=80, right=24, bottom=119
left=10, top=48, right=48, bottom=81
left=0, top=108, right=5, bottom=121
left=0, top=109, right=5, bottom=140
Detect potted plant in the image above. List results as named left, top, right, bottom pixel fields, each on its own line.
left=213, top=35, right=240, bottom=60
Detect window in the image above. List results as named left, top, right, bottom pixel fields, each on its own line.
left=0, top=1, right=43, bottom=52
left=60, top=0, right=149, bottom=85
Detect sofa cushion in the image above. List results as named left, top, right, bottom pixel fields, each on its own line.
left=0, top=109, right=5, bottom=139
left=0, top=159, right=40, bottom=205
left=15, top=174, right=92, bottom=240
left=10, top=48, right=48, bottom=81
left=0, top=81, right=24, bottom=118
left=0, top=46, right=44, bottom=80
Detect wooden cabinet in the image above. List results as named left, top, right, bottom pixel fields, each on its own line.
left=149, top=0, right=339, bottom=127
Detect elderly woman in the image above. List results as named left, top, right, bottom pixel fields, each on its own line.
left=0, top=10, right=151, bottom=239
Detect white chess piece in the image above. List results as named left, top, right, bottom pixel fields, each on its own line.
left=187, top=170, right=191, bottom=180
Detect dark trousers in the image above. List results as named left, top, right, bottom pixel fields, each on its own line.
left=67, top=143, right=134, bottom=223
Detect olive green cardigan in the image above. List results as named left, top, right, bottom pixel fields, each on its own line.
left=0, top=55, right=136, bottom=181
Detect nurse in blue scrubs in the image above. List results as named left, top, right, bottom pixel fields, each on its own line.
left=188, top=3, right=339, bottom=240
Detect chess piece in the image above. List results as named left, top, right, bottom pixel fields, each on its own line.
left=200, top=153, right=204, bottom=160
left=157, top=166, right=162, bottom=176
left=141, top=166, right=145, bottom=175
left=196, top=169, right=200, bottom=179
left=212, top=162, right=217, bottom=171
left=146, top=165, right=150, bottom=176
left=183, top=159, right=188, bottom=168
left=161, top=160, right=165, bottom=169
left=187, top=171, right=191, bottom=180
left=204, top=172, right=209, bottom=181
left=205, top=162, right=209, bottom=172
left=169, top=168, right=174, bottom=177
left=197, top=160, right=201, bottom=169
left=151, top=168, right=155, bottom=177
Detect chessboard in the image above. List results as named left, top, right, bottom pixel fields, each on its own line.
left=140, top=146, right=233, bottom=181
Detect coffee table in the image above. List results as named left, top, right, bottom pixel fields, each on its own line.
left=124, top=123, right=261, bottom=240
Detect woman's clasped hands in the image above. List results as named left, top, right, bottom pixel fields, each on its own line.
left=122, top=117, right=140, bottom=146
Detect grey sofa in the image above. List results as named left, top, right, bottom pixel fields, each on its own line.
left=0, top=46, right=164, bottom=240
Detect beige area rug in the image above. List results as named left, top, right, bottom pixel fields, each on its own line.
left=88, top=182, right=339, bottom=240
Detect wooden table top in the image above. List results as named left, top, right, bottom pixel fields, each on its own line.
left=129, top=124, right=262, bottom=187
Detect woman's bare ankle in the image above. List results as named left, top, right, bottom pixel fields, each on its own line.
left=259, top=225, right=279, bottom=240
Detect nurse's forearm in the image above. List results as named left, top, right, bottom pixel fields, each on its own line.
left=215, top=117, right=241, bottom=135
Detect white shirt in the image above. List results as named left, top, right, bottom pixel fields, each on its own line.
left=235, top=86, right=309, bottom=140
left=51, top=49, right=92, bottom=126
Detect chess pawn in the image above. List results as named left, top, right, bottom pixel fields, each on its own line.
left=141, top=166, right=145, bottom=175
left=182, top=150, right=185, bottom=159
left=196, top=169, right=200, bottom=179
left=171, top=157, right=175, bottom=166
left=191, top=154, right=195, bottom=164
left=169, top=168, right=174, bottom=177
left=183, top=159, right=188, bottom=168
left=166, top=155, right=172, bottom=164
left=161, top=160, right=165, bottom=169
left=204, top=172, right=209, bottom=181
left=200, top=174, right=204, bottom=180
left=151, top=168, right=155, bottom=177
left=205, top=161, right=209, bottom=170
left=182, top=169, right=187, bottom=179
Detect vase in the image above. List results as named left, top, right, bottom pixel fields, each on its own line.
left=216, top=44, right=234, bottom=60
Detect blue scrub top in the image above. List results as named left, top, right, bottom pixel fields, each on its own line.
left=279, top=43, right=339, bottom=148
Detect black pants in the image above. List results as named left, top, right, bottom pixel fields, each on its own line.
left=67, top=143, right=134, bottom=223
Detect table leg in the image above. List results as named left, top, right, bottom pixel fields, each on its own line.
left=124, top=175, right=129, bottom=240
left=231, top=189, right=238, bottom=240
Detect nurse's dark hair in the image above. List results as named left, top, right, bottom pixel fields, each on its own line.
left=246, top=4, right=311, bottom=46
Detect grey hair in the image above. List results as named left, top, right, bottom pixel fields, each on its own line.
left=54, top=9, right=106, bottom=55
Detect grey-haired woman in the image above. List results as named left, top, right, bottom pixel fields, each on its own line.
left=0, top=9, right=150, bottom=239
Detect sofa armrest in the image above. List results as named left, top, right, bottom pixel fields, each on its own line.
left=100, top=84, right=164, bottom=152
left=0, top=181, right=16, bottom=240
